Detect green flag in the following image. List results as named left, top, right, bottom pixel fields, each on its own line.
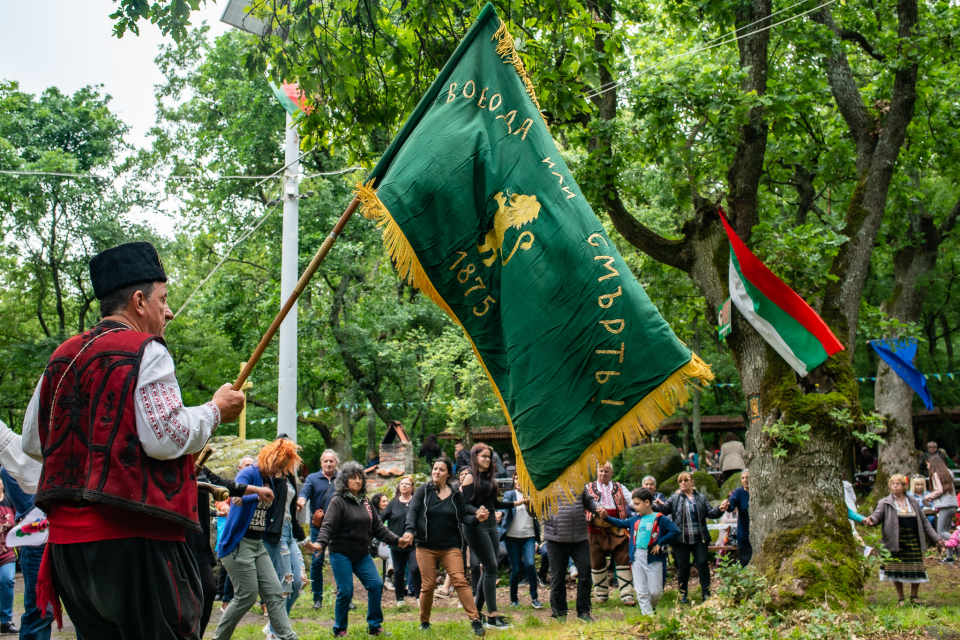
left=358, top=3, right=712, bottom=513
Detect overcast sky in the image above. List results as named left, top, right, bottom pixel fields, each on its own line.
left=0, top=1, right=236, bottom=236
left=0, top=0, right=230, bottom=149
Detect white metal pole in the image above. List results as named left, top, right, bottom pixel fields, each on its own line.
left=278, top=112, right=299, bottom=443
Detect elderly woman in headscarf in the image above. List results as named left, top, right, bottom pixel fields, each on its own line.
left=863, top=473, right=945, bottom=607
left=315, top=462, right=411, bottom=637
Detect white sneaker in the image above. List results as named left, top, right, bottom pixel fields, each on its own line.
left=262, top=623, right=278, bottom=640
left=570, top=567, right=579, bottom=579
left=397, top=599, right=407, bottom=608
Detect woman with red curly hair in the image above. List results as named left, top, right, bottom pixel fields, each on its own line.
left=212, top=438, right=317, bottom=640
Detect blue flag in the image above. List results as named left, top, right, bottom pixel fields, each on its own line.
left=869, top=337, right=934, bottom=410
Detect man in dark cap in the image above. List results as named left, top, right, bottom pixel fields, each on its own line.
left=22, top=242, right=247, bottom=640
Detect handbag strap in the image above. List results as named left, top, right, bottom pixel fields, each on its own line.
left=318, top=477, right=334, bottom=511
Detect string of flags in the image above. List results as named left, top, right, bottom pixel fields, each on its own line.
left=856, top=372, right=957, bottom=383
left=243, top=371, right=956, bottom=425
left=249, top=400, right=454, bottom=425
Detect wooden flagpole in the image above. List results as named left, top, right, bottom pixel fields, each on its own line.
left=233, top=195, right=360, bottom=392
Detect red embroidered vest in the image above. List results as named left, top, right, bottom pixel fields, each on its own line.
left=585, top=481, right=628, bottom=535
left=36, top=322, right=199, bottom=532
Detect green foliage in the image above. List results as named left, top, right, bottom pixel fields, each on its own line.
left=829, top=408, right=885, bottom=449
left=649, top=617, right=682, bottom=640
left=0, top=81, right=158, bottom=428
left=761, top=421, right=812, bottom=459
left=110, top=0, right=205, bottom=41
left=715, top=555, right=770, bottom=607
left=617, top=443, right=684, bottom=487
left=750, top=221, right=846, bottom=297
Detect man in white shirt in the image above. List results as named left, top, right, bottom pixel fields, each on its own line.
left=583, top=461, right=636, bottom=606
left=21, top=242, right=244, bottom=640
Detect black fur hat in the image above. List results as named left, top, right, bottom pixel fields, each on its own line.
left=89, top=242, right=168, bottom=300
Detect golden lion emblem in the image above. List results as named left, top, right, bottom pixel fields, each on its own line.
left=477, top=192, right=541, bottom=267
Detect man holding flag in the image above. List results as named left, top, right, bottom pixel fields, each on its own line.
left=21, top=242, right=246, bottom=640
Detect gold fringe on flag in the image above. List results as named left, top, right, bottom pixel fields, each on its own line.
left=491, top=21, right=550, bottom=127
left=511, top=354, right=713, bottom=518
left=356, top=179, right=714, bottom=519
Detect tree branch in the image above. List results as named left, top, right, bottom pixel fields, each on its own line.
left=939, top=195, right=960, bottom=238
left=809, top=8, right=876, bottom=174
left=328, top=274, right=394, bottom=423
left=606, top=195, right=692, bottom=272
left=840, top=29, right=886, bottom=62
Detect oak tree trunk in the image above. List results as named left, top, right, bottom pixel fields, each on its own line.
left=871, top=192, right=959, bottom=502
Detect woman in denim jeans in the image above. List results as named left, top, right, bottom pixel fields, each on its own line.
left=501, top=473, right=543, bottom=610
left=263, top=446, right=314, bottom=640
left=213, top=439, right=308, bottom=640
left=316, top=462, right=411, bottom=637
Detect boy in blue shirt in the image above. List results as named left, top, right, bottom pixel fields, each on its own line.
left=598, top=488, right=680, bottom=614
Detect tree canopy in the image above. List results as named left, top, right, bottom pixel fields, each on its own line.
left=0, top=0, right=956, bottom=604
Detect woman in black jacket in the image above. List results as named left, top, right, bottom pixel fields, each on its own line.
left=653, top=471, right=723, bottom=603
left=316, top=462, right=407, bottom=637
left=461, top=444, right=525, bottom=629
left=406, top=458, right=485, bottom=636
left=380, top=475, right=420, bottom=608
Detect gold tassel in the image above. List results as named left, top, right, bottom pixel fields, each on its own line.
left=491, top=21, right=549, bottom=127
left=355, top=181, right=714, bottom=519
left=514, top=355, right=714, bottom=520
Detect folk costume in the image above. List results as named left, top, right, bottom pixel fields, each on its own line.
left=583, top=480, right=636, bottom=605
left=22, top=242, right=221, bottom=640
left=868, top=493, right=942, bottom=584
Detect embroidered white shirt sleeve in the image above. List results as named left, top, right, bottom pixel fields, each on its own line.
left=0, top=419, right=42, bottom=493
left=135, top=340, right=220, bottom=460
left=22, top=378, right=43, bottom=464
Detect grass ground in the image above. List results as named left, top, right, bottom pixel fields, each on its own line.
left=16, top=551, right=957, bottom=639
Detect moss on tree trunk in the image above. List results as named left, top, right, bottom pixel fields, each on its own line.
left=752, top=500, right=865, bottom=610
left=748, top=351, right=866, bottom=609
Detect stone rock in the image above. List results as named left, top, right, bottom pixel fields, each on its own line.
left=720, top=472, right=742, bottom=497
left=619, top=443, right=684, bottom=487
left=204, top=436, right=273, bottom=480
left=925, top=626, right=960, bottom=640
left=659, top=470, right=720, bottom=500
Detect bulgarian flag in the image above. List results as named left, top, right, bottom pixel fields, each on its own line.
left=269, top=82, right=310, bottom=116
left=719, top=207, right=843, bottom=376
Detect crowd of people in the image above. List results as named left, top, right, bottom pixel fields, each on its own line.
left=178, top=438, right=761, bottom=638
left=0, top=240, right=956, bottom=640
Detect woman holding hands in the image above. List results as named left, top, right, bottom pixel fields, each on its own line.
left=406, top=457, right=486, bottom=636
left=380, top=476, right=421, bottom=607
left=315, top=462, right=411, bottom=637
left=462, top=445, right=528, bottom=629
left=862, top=473, right=945, bottom=606
left=213, top=439, right=303, bottom=640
